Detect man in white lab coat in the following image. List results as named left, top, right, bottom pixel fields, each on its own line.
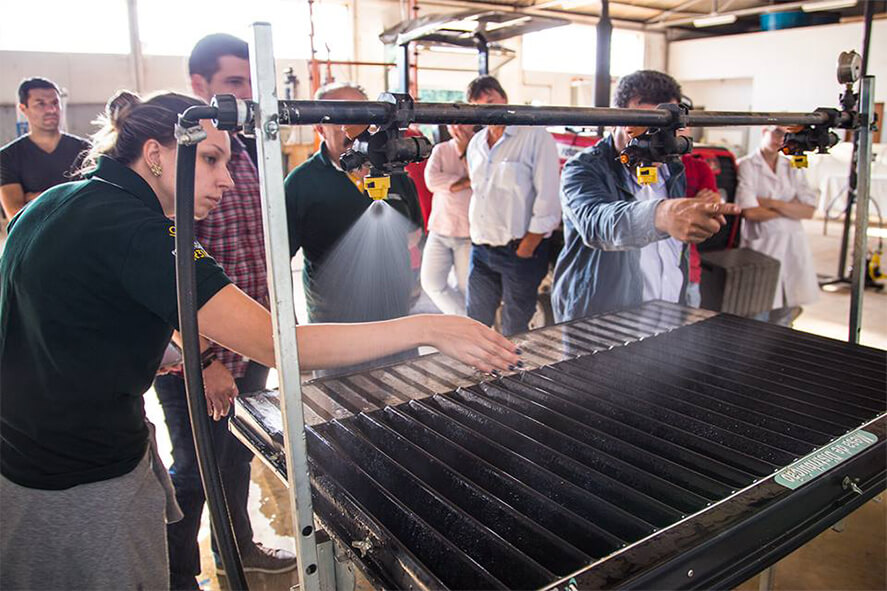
left=736, top=126, right=819, bottom=326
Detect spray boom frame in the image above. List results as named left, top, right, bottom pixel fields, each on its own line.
left=172, top=24, right=875, bottom=591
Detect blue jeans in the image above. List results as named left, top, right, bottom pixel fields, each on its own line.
left=154, top=362, right=269, bottom=590
left=420, top=232, right=471, bottom=315
left=467, top=239, right=551, bottom=336
left=685, top=282, right=701, bottom=308
left=753, top=306, right=800, bottom=327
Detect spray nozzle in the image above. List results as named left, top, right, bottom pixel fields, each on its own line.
left=617, top=103, right=692, bottom=185
left=339, top=128, right=431, bottom=176
left=364, top=175, right=391, bottom=201
left=339, top=93, right=432, bottom=177
left=338, top=93, right=432, bottom=202
left=780, top=123, right=840, bottom=168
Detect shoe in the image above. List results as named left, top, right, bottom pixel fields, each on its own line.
left=215, top=542, right=297, bottom=575
left=170, top=575, right=202, bottom=591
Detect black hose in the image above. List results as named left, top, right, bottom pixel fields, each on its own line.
left=181, top=105, right=221, bottom=127
left=174, top=135, right=248, bottom=591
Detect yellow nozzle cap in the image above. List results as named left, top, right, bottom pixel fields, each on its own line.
left=789, top=155, right=808, bottom=169
left=636, top=166, right=658, bottom=185
left=365, top=175, right=391, bottom=200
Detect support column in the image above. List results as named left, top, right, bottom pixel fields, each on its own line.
left=125, top=0, right=145, bottom=93
left=595, top=0, right=612, bottom=135
left=475, top=33, right=490, bottom=75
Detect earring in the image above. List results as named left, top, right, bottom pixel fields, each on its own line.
left=149, top=161, right=163, bottom=177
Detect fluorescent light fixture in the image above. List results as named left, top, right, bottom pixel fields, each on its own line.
left=446, top=18, right=480, bottom=32
left=485, top=16, right=532, bottom=32
left=801, top=0, right=857, bottom=12
left=426, top=45, right=478, bottom=54
left=693, top=14, right=738, bottom=27
left=558, top=0, right=595, bottom=8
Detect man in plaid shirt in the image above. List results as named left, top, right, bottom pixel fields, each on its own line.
left=153, top=34, right=295, bottom=590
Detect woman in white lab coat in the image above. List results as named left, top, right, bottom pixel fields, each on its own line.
left=736, top=126, right=820, bottom=326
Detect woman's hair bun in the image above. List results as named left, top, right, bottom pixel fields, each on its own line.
left=106, top=90, right=142, bottom=130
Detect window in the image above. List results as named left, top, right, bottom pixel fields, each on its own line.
left=0, top=0, right=130, bottom=54
left=522, top=25, right=644, bottom=77
left=611, top=30, right=646, bottom=77
left=138, top=0, right=352, bottom=59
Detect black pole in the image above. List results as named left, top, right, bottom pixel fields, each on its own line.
left=277, top=99, right=837, bottom=128
left=835, top=0, right=874, bottom=280
left=474, top=33, right=490, bottom=75
left=398, top=43, right=410, bottom=94
left=175, top=112, right=248, bottom=591
left=595, top=0, right=612, bottom=136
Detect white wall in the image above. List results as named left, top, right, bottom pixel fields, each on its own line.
left=681, top=77, right=754, bottom=155
left=668, top=20, right=886, bottom=153
left=0, top=0, right=665, bottom=144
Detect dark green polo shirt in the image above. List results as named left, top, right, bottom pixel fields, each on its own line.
left=284, top=144, right=422, bottom=320
left=0, top=156, right=230, bottom=490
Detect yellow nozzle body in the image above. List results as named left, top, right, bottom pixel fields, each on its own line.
left=636, top=166, right=658, bottom=185
left=869, top=250, right=884, bottom=282
left=789, top=155, right=808, bottom=169
left=365, top=175, right=391, bottom=200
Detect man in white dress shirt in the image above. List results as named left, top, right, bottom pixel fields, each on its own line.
left=737, top=125, right=819, bottom=326
left=464, top=76, right=562, bottom=335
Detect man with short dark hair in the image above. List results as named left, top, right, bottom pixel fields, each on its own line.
left=464, top=75, right=561, bottom=336
left=551, top=70, right=741, bottom=322
left=0, top=77, right=89, bottom=219
left=152, top=33, right=295, bottom=590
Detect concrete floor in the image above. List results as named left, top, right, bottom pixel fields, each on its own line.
left=144, top=217, right=887, bottom=591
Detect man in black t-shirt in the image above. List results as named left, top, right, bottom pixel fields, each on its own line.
left=0, top=77, right=90, bottom=220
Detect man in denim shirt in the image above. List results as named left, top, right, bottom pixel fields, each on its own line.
left=552, top=71, right=740, bottom=322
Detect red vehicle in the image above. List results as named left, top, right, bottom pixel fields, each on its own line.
left=691, top=145, right=741, bottom=251
left=549, top=128, right=601, bottom=170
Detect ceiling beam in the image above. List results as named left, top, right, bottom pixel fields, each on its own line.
left=645, top=0, right=849, bottom=29
left=421, top=0, right=650, bottom=29
left=645, top=0, right=715, bottom=23
left=532, top=0, right=661, bottom=12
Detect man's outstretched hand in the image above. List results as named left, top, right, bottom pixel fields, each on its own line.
left=655, top=192, right=741, bottom=243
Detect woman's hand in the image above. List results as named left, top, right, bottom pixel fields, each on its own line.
left=449, top=177, right=471, bottom=193
left=203, top=359, right=238, bottom=421
left=427, top=316, right=520, bottom=373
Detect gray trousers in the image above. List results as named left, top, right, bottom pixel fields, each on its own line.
left=1, top=424, right=181, bottom=590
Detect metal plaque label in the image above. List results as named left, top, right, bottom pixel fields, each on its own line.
left=775, top=429, right=879, bottom=490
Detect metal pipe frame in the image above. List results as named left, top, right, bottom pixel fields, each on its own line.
left=249, top=22, right=325, bottom=591
left=849, top=75, right=875, bottom=344
left=474, top=32, right=490, bottom=75
left=277, top=100, right=848, bottom=129
left=397, top=43, right=410, bottom=94
left=594, top=0, right=612, bottom=109
left=829, top=0, right=873, bottom=283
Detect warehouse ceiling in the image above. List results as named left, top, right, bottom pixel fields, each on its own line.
left=446, top=1, right=883, bottom=39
